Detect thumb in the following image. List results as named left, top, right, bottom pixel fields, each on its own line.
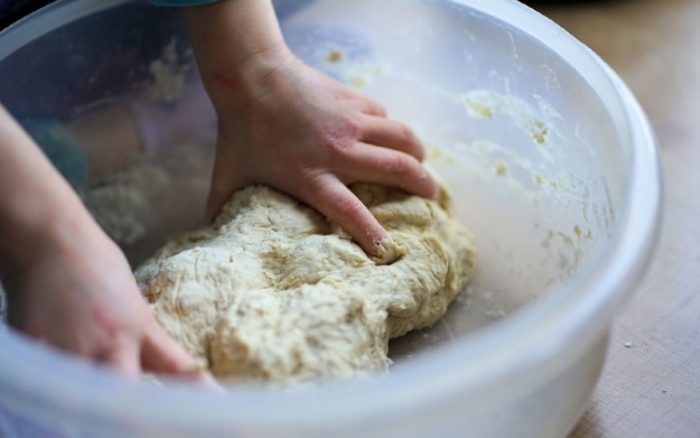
left=206, top=141, right=245, bottom=221
left=141, top=323, right=221, bottom=389
left=103, top=335, right=141, bottom=379
left=141, top=319, right=200, bottom=374
left=301, top=174, right=388, bottom=256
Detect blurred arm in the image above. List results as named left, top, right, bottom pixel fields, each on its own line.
left=0, top=105, right=93, bottom=276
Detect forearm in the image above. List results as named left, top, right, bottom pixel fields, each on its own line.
left=0, top=105, right=96, bottom=275
left=182, top=0, right=292, bottom=108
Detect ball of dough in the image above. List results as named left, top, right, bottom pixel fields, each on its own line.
left=136, top=183, right=475, bottom=383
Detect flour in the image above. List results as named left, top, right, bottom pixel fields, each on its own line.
left=136, top=182, right=475, bottom=383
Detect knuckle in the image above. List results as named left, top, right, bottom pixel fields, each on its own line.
left=301, top=171, right=327, bottom=198
left=385, top=154, right=417, bottom=175
left=341, top=116, right=362, bottom=140
left=372, top=102, right=387, bottom=116
left=327, top=138, right=355, bottom=157
left=315, top=117, right=361, bottom=154
left=330, top=193, right=364, bottom=218
left=398, top=125, right=416, bottom=144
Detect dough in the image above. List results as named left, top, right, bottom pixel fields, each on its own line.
left=86, top=162, right=170, bottom=245
left=136, top=183, right=475, bottom=383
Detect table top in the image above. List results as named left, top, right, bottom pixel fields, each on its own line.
left=530, top=1, right=700, bottom=436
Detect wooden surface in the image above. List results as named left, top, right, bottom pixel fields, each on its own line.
left=529, top=1, right=700, bottom=437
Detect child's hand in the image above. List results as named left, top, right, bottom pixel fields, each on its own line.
left=205, top=54, right=437, bottom=254
left=0, top=104, right=212, bottom=382
left=4, top=220, right=202, bottom=379
left=184, top=1, right=437, bottom=256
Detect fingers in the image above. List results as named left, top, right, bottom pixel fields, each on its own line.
left=336, top=143, right=438, bottom=199
left=141, top=320, right=221, bottom=388
left=140, top=319, right=197, bottom=375
left=358, top=115, right=426, bottom=161
left=182, top=368, right=223, bottom=391
left=302, top=174, right=387, bottom=255
left=356, top=94, right=387, bottom=117
left=103, top=335, right=141, bottom=378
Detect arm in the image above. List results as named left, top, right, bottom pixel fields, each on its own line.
left=0, top=105, right=203, bottom=379
left=181, top=0, right=437, bottom=256
left=0, top=105, right=89, bottom=275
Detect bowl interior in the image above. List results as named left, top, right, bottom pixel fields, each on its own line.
left=0, top=0, right=624, bottom=366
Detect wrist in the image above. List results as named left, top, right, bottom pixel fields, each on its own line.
left=204, top=46, right=295, bottom=112
left=0, top=105, right=109, bottom=281
left=183, top=0, right=294, bottom=110
left=0, top=196, right=102, bottom=279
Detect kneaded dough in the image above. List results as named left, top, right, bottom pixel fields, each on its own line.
left=136, top=183, right=475, bottom=383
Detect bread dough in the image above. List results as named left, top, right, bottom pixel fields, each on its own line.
left=86, top=162, right=170, bottom=245
left=136, top=183, right=475, bottom=383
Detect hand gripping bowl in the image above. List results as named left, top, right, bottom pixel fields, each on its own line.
left=0, top=0, right=661, bottom=436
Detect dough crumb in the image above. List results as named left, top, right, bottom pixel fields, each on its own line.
left=326, top=49, right=343, bottom=64
left=137, top=183, right=475, bottom=384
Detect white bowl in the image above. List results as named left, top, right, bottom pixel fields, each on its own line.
left=0, top=0, right=661, bottom=436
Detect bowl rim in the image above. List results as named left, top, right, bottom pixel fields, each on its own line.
left=0, top=0, right=662, bottom=431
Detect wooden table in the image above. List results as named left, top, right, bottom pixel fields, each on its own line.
left=529, top=1, right=700, bottom=436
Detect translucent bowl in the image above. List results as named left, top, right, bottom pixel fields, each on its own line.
left=0, top=0, right=661, bottom=436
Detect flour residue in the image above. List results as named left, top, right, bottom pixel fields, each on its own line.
left=145, top=38, right=191, bottom=104
left=460, top=90, right=552, bottom=146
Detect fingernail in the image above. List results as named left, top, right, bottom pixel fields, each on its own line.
left=422, top=168, right=438, bottom=198
left=372, top=235, right=402, bottom=265
left=370, top=232, right=388, bottom=252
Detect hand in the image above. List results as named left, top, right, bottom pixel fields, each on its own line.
left=184, top=0, right=438, bottom=256
left=0, top=105, right=212, bottom=382
left=204, top=52, right=438, bottom=254
left=3, top=219, right=206, bottom=380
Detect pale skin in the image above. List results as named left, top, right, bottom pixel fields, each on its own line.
left=184, top=0, right=437, bottom=252
left=0, top=0, right=436, bottom=376
left=0, top=105, right=205, bottom=379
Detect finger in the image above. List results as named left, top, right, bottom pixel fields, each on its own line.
left=205, top=139, right=249, bottom=220
left=205, top=151, right=234, bottom=220
left=301, top=174, right=387, bottom=255
left=141, top=322, right=220, bottom=389
left=101, top=336, right=141, bottom=379
left=180, top=367, right=223, bottom=391
left=141, top=319, right=197, bottom=375
left=205, top=143, right=245, bottom=220
left=356, top=94, right=387, bottom=117
left=359, top=116, right=426, bottom=161
left=336, top=143, right=438, bottom=199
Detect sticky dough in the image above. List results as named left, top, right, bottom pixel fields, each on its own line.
left=136, top=183, right=475, bottom=383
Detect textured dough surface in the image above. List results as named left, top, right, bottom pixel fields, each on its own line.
left=136, top=183, right=475, bottom=383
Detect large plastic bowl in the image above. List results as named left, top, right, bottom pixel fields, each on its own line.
left=0, top=0, right=661, bottom=436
